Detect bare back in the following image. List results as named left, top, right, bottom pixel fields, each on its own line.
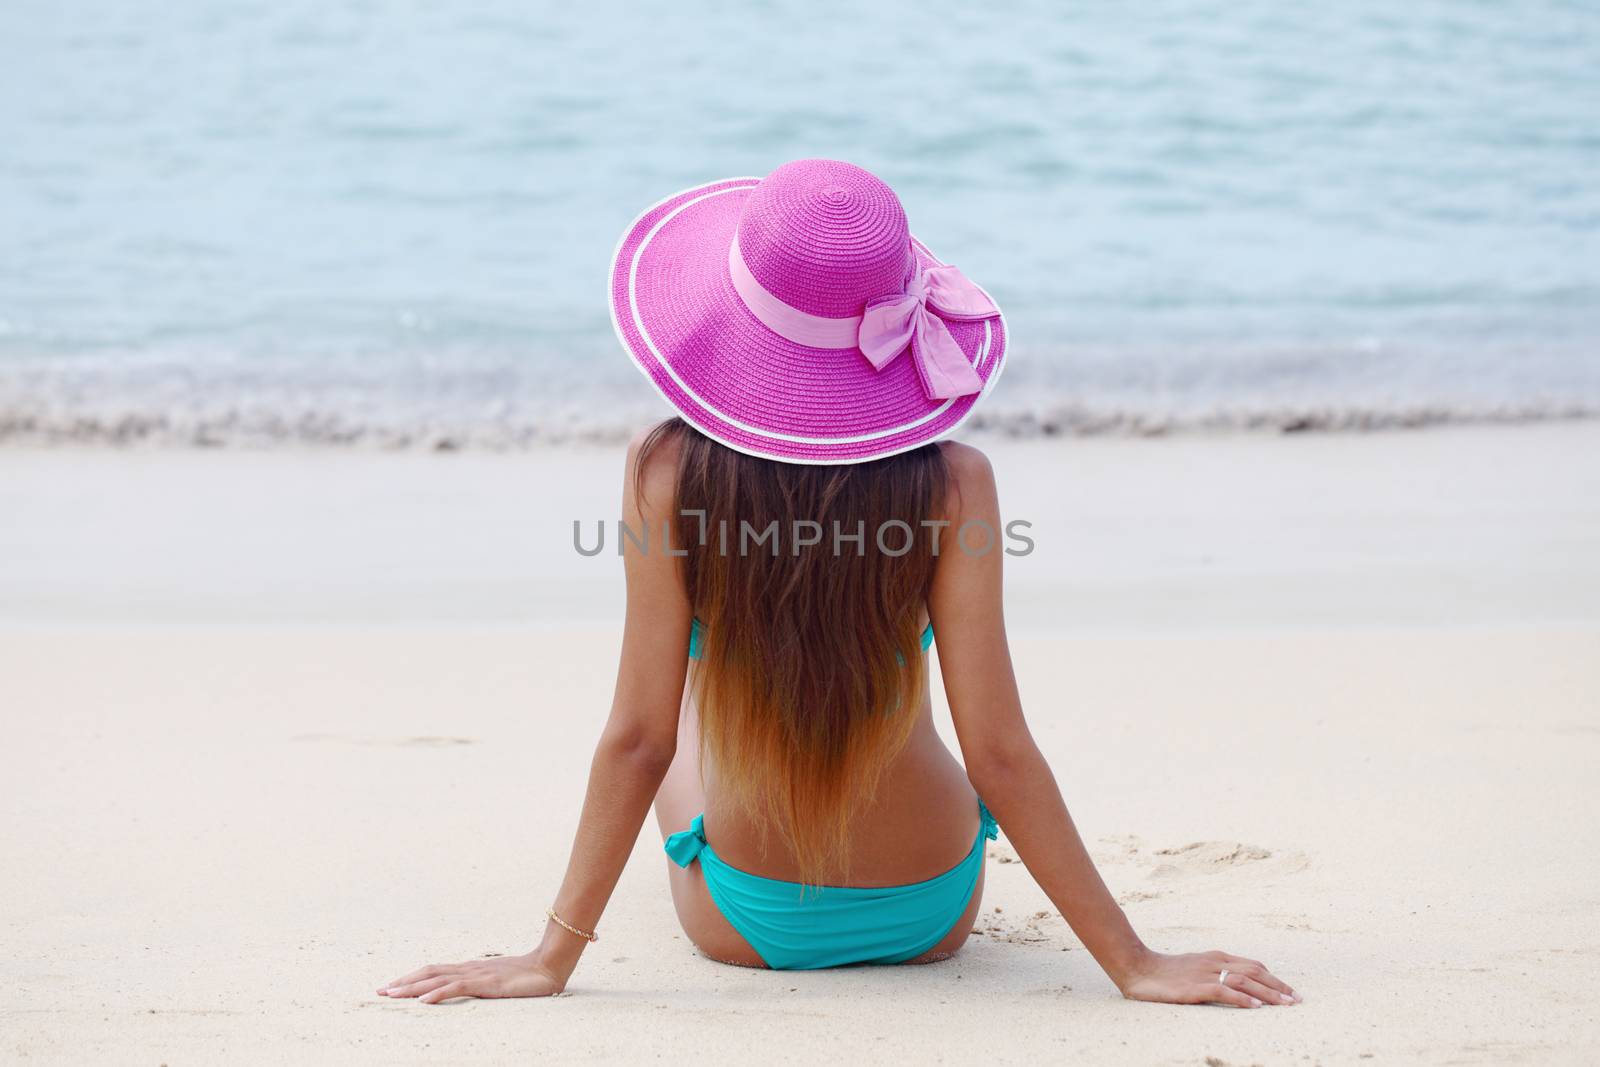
left=647, top=433, right=992, bottom=888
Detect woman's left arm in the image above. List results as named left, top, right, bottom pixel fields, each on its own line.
left=379, top=432, right=691, bottom=1003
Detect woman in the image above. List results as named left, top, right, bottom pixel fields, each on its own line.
left=378, top=160, right=1298, bottom=1007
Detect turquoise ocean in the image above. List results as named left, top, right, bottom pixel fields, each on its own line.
left=2, top=1, right=1597, bottom=446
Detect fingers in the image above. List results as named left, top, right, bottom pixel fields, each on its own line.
left=384, top=975, right=457, bottom=1000
left=1210, top=982, right=1261, bottom=1009
left=419, top=980, right=471, bottom=1005
left=381, top=963, right=454, bottom=992
left=387, top=965, right=442, bottom=987
left=1224, top=956, right=1299, bottom=1002
left=1232, top=974, right=1293, bottom=1006
left=380, top=963, right=473, bottom=997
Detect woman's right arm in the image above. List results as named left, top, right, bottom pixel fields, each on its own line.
left=377, top=429, right=691, bottom=1003
left=929, top=443, right=1299, bottom=1008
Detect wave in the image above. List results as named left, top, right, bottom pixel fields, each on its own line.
left=2, top=398, right=1593, bottom=450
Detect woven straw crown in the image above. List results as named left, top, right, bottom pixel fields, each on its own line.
left=734, top=160, right=913, bottom=320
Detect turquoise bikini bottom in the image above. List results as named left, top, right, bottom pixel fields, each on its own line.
left=664, top=801, right=998, bottom=970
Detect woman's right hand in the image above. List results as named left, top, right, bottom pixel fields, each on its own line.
left=1116, top=949, right=1301, bottom=1008
left=378, top=950, right=568, bottom=1004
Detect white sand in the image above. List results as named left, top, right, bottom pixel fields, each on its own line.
left=3, top=423, right=1599, bottom=1064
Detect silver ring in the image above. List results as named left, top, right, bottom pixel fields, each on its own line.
left=1219, top=969, right=1230, bottom=986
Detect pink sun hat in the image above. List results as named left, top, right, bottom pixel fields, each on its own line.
left=608, top=159, right=1009, bottom=464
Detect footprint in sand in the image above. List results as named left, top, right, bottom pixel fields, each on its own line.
left=1144, top=840, right=1309, bottom=893
left=1116, top=889, right=1164, bottom=905
left=1146, top=841, right=1274, bottom=880
left=1095, top=837, right=1308, bottom=904
left=976, top=833, right=1306, bottom=937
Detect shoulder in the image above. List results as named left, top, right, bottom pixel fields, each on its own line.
left=624, top=421, right=683, bottom=520
left=937, top=440, right=997, bottom=521
left=938, top=439, right=994, bottom=483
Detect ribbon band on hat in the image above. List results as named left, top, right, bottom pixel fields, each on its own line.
left=728, top=238, right=997, bottom=401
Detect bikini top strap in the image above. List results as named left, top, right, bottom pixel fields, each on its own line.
left=663, top=812, right=708, bottom=868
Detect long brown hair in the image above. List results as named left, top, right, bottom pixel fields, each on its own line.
left=638, top=418, right=949, bottom=884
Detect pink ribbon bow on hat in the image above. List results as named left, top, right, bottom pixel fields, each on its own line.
left=858, top=266, right=998, bottom=400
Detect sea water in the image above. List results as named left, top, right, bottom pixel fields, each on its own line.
left=2, top=0, right=1597, bottom=446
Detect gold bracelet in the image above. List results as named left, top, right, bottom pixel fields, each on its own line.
left=546, top=907, right=598, bottom=943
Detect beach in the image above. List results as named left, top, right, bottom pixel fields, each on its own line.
left=3, top=422, right=1598, bottom=1064
left=9, top=1, right=1599, bottom=1061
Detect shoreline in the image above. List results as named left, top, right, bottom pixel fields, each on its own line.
left=2, top=400, right=1596, bottom=452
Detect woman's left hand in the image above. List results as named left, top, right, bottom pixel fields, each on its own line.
left=378, top=951, right=565, bottom=1004
left=1116, top=948, right=1300, bottom=1008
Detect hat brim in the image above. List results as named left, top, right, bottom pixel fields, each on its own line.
left=608, top=177, right=1008, bottom=465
